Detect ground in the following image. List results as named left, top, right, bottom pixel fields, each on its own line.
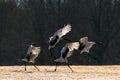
left=0, top=65, right=120, bottom=80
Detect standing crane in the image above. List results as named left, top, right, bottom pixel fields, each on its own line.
left=21, top=43, right=41, bottom=71
left=48, top=24, right=72, bottom=59
left=54, top=42, right=80, bottom=72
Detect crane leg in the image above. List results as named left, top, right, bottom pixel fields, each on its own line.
left=25, top=62, right=26, bottom=71
left=32, top=63, right=39, bottom=71
left=54, top=62, right=59, bottom=71
left=66, top=63, right=73, bottom=72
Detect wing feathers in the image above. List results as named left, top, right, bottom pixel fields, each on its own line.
left=80, top=41, right=95, bottom=54
left=55, top=24, right=72, bottom=38
left=80, top=37, right=88, bottom=45
left=68, top=42, right=80, bottom=50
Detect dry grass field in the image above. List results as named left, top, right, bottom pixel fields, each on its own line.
left=0, top=65, right=120, bottom=80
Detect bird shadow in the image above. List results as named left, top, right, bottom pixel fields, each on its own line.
left=12, top=70, right=23, bottom=72
left=46, top=70, right=56, bottom=72
left=24, top=71, right=33, bottom=74
left=12, top=70, right=33, bottom=74
left=44, top=69, right=56, bottom=72
left=44, top=69, right=77, bottom=73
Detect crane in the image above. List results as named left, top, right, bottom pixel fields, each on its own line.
left=21, top=43, right=40, bottom=71
left=48, top=24, right=72, bottom=59
left=79, top=36, right=103, bottom=60
left=54, top=42, right=80, bottom=72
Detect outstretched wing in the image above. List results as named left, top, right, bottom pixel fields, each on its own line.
left=80, top=37, right=88, bottom=45
left=32, top=47, right=40, bottom=56
left=29, top=47, right=41, bottom=63
left=67, top=42, right=80, bottom=57
left=54, top=24, right=72, bottom=38
left=61, top=42, right=79, bottom=58
left=48, top=24, right=71, bottom=49
left=68, top=42, right=80, bottom=50
left=80, top=41, right=95, bottom=54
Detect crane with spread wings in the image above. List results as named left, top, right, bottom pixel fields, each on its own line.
left=48, top=24, right=72, bottom=59
left=21, top=43, right=41, bottom=71
left=54, top=42, right=80, bottom=72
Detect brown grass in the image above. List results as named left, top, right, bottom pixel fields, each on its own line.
left=0, top=65, right=120, bottom=80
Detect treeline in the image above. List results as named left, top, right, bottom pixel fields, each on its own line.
left=0, top=0, right=120, bottom=65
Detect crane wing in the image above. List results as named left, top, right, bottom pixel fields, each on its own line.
left=27, top=46, right=40, bottom=55
left=61, top=42, right=79, bottom=58
left=29, top=47, right=41, bottom=63
left=32, top=47, right=41, bottom=55
left=66, top=42, right=79, bottom=57
left=54, top=24, right=72, bottom=38
left=68, top=42, right=80, bottom=51
left=60, top=43, right=72, bottom=58
left=80, top=41, right=95, bottom=54
left=80, top=37, right=88, bottom=45
left=27, top=46, right=32, bottom=55
left=66, top=51, right=73, bottom=58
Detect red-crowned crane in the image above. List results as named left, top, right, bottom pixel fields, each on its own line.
left=79, top=37, right=95, bottom=54
left=78, top=36, right=102, bottom=60
left=21, top=43, right=40, bottom=71
left=48, top=24, right=72, bottom=59
left=54, top=42, right=80, bottom=72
